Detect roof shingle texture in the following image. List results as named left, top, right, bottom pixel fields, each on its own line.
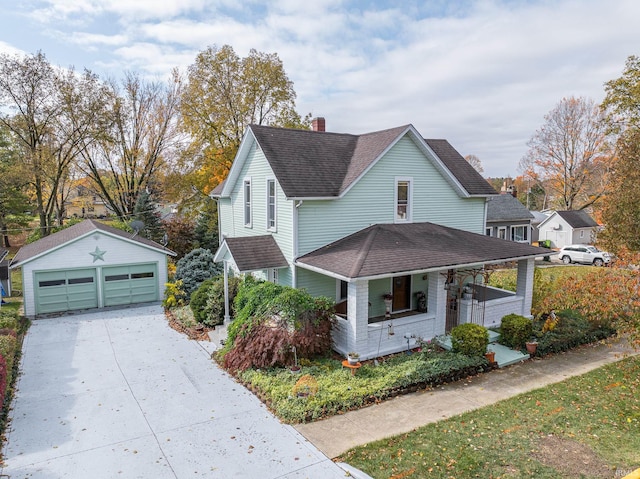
left=424, top=139, right=497, bottom=195
left=486, top=194, right=535, bottom=222
left=225, top=235, right=288, bottom=272
left=11, top=219, right=174, bottom=266
left=297, top=222, right=549, bottom=279
left=249, top=125, right=497, bottom=198
left=556, top=210, right=598, bottom=228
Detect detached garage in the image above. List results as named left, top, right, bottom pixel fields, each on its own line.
left=10, top=219, right=175, bottom=317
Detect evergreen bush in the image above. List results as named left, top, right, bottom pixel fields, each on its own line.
left=500, top=314, right=533, bottom=349
left=450, top=323, right=489, bottom=357
left=174, top=248, right=221, bottom=297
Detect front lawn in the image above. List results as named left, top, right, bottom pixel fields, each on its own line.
left=238, top=349, right=489, bottom=423
left=339, top=355, right=640, bottom=478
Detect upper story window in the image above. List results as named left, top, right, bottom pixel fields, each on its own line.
left=511, top=225, right=528, bottom=242
left=486, top=227, right=492, bottom=236
left=243, top=178, right=252, bottom=227
left=395, top=177, right=413, bottom=223
left=267, top=178, right=276, bottom=231
left=497, top=227, right=507, bottom=239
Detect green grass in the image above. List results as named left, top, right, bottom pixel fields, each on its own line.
left=237, top=350, right=488, bottom=423
left=489, top=265, right=593, bottom=292
left=338, top=356, right=640, bottom=478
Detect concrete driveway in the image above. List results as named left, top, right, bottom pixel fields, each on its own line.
left=1, top=305, right=349, bottom=478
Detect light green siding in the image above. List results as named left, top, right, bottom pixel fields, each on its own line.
left=296, top=268, right=336, bottom=299
left=298, top=135, right=486, bottom=255
left=218, top=142, right=294, bottom=262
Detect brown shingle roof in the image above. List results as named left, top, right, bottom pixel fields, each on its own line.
left=296, top=222, right=549, bottom=279
left=248, top=124, right=497, bottom=198
left=424, top=139, right=498, bottom=196
left=11, top=219, right=175, bottom=266
left=223, top=235, right=288, bottom=272
left=556, top=210, right=598, bottom=228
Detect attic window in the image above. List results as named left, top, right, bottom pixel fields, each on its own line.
left=395, top=178, right=413, bottom=223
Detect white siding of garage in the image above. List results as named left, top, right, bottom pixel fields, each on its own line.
left=21, top=231, right=169, bottom=317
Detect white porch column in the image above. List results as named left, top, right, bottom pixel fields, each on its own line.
left=346, top=279, right=369, bottom=355
left=428, top=272, right=447, bottom=336
left=516, top=258, right=535, bottom=317
left=223, top=261, right=231, bottom=324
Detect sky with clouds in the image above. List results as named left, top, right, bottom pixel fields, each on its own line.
left=1, top=0, right=638, bottom=176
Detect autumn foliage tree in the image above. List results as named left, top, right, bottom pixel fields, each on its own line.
left=520, top=96, right=611, bottom=211
left=178, top=45, right=310, bottom=197
left=600, top=55, right=640, bottom=253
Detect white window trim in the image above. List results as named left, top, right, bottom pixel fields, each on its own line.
left=486, top=227, right=492, bottom=236
left=511, top=225, right=528, bottom=242
left=243, top=177, right=252, bottom=228
left=268, top=268, right=279, bottom=283
left=394, top=177, right=413, bottom=223
left=497, top=226, right=507, bottom=239
left=266, top=177, right=277, bottom=232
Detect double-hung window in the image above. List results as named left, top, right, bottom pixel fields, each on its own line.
left=266, top=178, right=276, bottom=231
left=395, top=177, right=412, bottom=222
left=511, top=225, right=528, bottom=242
left=243, top=178, right=252, bottom=227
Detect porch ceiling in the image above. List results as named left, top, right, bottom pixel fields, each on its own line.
left=296, top=222, right=550, bottom=279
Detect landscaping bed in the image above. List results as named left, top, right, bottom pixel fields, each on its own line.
left=235, top=349, right=491, bottom=423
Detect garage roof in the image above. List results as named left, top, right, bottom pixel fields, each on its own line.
left=11, top=220, right=175, bottom=267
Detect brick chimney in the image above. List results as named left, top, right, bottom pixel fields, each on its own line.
left=312, top=117, right=325, bottom=132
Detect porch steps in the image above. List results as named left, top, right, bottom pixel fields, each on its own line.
left=434, top=330, right=529, bottom=368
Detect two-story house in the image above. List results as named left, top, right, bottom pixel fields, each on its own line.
left=213, top=119, right=548, bottom=359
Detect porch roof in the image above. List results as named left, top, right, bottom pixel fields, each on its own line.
left=296, top=222, right=551, bottom=280
left=215, top=235, right=288, bottom=272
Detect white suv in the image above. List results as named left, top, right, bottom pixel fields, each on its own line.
left=558, top=244, right=611, bottom=266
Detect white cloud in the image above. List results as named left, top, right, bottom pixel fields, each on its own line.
left=3, top=0, right=639, bottom=176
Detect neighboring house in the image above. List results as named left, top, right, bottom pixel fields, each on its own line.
left=485, top=193, right=534, bottom=243
left=537, top=210, right=599, bottom=249
left=212, top=120, right=549, bottom=359
left=65, top=181, right=112, bottom=218
left=10, top=219, right=175, bottom=317
left=530, top=211, right=551, bottom=243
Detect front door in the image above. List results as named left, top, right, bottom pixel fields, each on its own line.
left=392, top=275, right=411, bottom=311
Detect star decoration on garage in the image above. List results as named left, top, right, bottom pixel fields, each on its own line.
left=90, top=246, right=106, bottom=262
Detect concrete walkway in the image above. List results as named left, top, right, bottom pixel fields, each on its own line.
left=2, top=305, right=350, bottom=478
left=295, top=337, right=639, bottom=459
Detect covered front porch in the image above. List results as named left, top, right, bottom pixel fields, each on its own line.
left=328, top=261, right=535, bottom=359
left=296, top=222, right=548, bottom=360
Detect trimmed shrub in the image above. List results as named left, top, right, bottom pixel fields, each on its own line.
left=0, top=354, right=6, bottom=413
left=0, top=335, right=17, bottom=385
left=450, top=323, right=489, bottom=358
left=500, top=314, right=532, bottom=349
left=190, top=275, right=241, bottom=327
left=0, top=312, right=19, bottom=331
left=174, top=248, right=221, bottom=297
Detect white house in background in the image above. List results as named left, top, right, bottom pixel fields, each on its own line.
left=213, top=118, right=549, bottom=359
left=537, top=210, right=599, bottom=249
left=10, top=220, right=175, bottom=317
